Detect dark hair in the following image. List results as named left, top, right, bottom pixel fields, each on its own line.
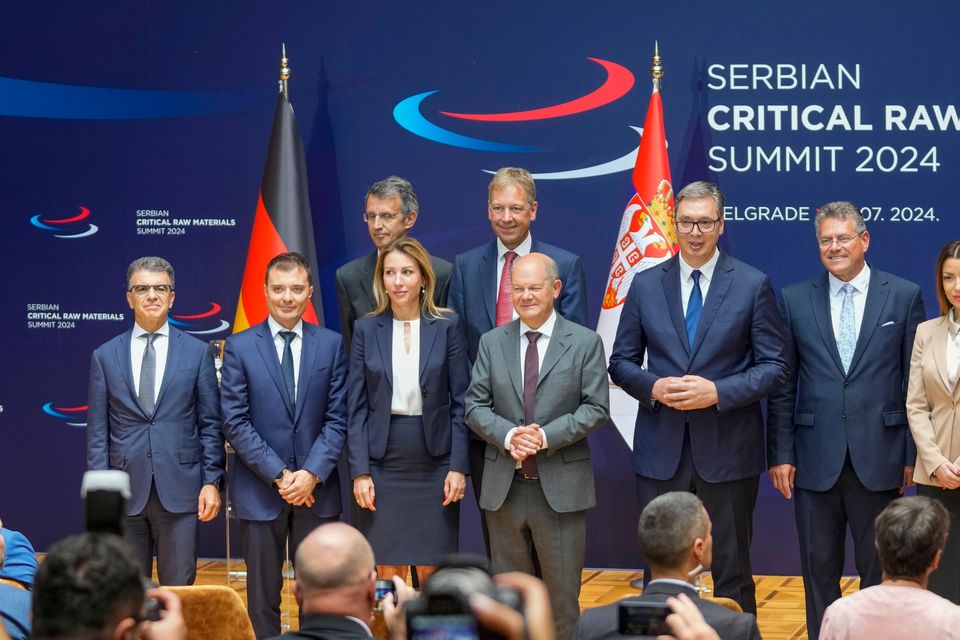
left=265, top=252, right=313, bottom=286
left=366, top=176, right=419, bottom=218
left=126, top=256, right=175, bottom=289
left=637, top=492, right=709, bottom=571
left=934, top=240, right=960, bottom=316
left=875, top=496, right=949, bottom=580
left=32, top=533, right=145, bottom=640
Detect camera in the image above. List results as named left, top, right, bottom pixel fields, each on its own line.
left=618, top=600, right=672, bottom=637
left=405, top=555, right=522, bottom=640
left=80, top=470, right=131, bottom=536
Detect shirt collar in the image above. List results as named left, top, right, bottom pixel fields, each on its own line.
left=520, top=309, right=557, bottom=338
left=828, top=262, right=871, bottom=296
left=647, top=578, right=699, bottom=593
left=949, top=309, right=960, bottom=339
left=497, top=233, right=533, bottom=261
left=132, top=321, right=170, bottom=339
left=268, top=315, right=304, bottom=339
left=679, top=249, right=720, bottom=282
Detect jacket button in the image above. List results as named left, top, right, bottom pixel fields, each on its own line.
left=841, top=413, right=846, bottom=419
left=146, top=452, right=152, bottom=458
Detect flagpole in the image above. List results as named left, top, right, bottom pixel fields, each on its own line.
left=280, top=43, right=290, bottom=97
left=652, top=41, right=662, bottom=93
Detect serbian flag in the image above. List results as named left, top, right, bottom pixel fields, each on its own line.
left=595, top=76, right=678, bottom=446
left=233, top=89, right=322, bottom=332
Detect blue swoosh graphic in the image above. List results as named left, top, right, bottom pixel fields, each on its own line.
left=393, top=91, right=542, bottom=153
left=0, top=77, right=272, bottom=119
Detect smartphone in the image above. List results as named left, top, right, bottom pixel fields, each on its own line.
left=618, top=600, right=672, bottom=636
left=408, top=613, right=479, bottom=640
left=374, top=578, right=396, bottom=612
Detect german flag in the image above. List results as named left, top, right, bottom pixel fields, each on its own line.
left=233, top=89, right=322, bottom=332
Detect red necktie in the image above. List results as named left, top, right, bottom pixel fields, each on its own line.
left=522, top=330, right=542, bottom=478
left=496, top=251, right=518, bottom=326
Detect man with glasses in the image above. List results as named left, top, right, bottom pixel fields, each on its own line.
left=766, top=201, right=924, bottom=639
left=609, top=181, right=789, bottom=614
left=335, top=176, right=452, bottom=352
left=87, top=256, right=225, bottom=585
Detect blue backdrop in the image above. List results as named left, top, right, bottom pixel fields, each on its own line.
left=1, top=1, right=956, bottom=574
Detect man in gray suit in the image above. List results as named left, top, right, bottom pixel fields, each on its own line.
left=335, top=176, right=452, bottom=352
left=465, top=252, right=610, bottom=640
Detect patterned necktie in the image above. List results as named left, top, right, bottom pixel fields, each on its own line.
left=685, top=270, right=703, bottom=349
left=280, top=331, right=297, bottom=409
left=838, top=283, right=856, bottom=374
left=139, top=333, right=157, bottom=415
left=496, top=251, right=518, bottom=326
left=522, top=330, right=542, bottom=478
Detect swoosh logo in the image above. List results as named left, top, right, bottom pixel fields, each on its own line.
left=169, top=303, right=231, bottom=335
left=42, top=402, right=87, bottom=427
left=172, top=302, right=222, bottom=320
left=30, top=206, right=99, bottom=238
left=394, top=57, right=634, bottom=153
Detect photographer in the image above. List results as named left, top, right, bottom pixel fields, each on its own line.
left=31, top=532, right=187, bottom=640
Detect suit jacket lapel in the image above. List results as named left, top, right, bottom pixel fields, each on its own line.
left=930, top=317, right=953, bottom=392
left=360, top=252, right=378, bottom=310
left=849, top=270, right=889, bottom=374
left=153, top=328, right=182, bottom=410
left=255, top=322, right=294, bottom=418
left=481, top=241, right=498, bottom=328
left=660, top=256, right=690, bottom=356
left=690, top=253, right=734, bottom=357
left=116, top=330, right=146, bottom=417
left=538, top=315, right=572, bottom=384
left=810, top=275, right=846, bottom=375
left=375, top=312, right=393, bottom=388
left=499, top=321, right=523, bottom=402
left=294, top=325, right=317, bottom=425
left=419, top=315, right=439, bottom=385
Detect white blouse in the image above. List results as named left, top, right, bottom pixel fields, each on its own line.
left=947, top=309, right=960, bottom=389
left=391, top=318, right=423, bottom=415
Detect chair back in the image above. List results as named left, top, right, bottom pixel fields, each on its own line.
left=166, top=585, right=256, bottom=640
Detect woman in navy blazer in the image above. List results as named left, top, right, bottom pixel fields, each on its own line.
left=348, top=236, right=470, bottom=583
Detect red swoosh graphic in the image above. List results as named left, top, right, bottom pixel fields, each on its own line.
left=174, top=302, right=222, bottom=320
left=56, top=405, right=89, bottom=412
left=43, top=206, right=90, bottom=225
left=440, top=58, right=634, bottom=122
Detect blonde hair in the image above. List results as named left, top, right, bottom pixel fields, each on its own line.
left=371, top=236, right=448, bottom=319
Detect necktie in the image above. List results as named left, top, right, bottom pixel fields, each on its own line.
left=280, top=331, right=297, bottom=409
left=496, top=251, right=518, bottom=326
left=139, top=333, right=157, bottom=415
left=522, top=330, right=542, bottom=478
left=685, top=270, right=703, bottom=349
left=838, top=283, right=856, bottom=374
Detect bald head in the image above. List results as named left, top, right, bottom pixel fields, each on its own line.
left=295, top=522, right=374, bottom=594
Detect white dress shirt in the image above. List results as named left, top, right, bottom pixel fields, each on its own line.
left=679, top=249, right=721, bottom=315
left=947, top=309, right=960, bottom=389
left=131, top=321, right=170, bottom=397
left=828, top=263, right=872, bottom=343
left=391, top=318, right=423, bottom=415
left=495, top=233, right=534, bottom=322
left=267, top=315, right=303, bottom=395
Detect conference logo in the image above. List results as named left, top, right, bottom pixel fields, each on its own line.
left=42, top=402, right=87, bottom=427
left=393, top=57, right=646, bottom=180
left=169, top=302, right=231, bottom=335
left=30, top=206, right=99, bottom=239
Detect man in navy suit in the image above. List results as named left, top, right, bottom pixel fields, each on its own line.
left=449, top=167, right=588, bottom=551
left=766, top=201, right=925, bottom=639
left=221, top=252, right=349, bottom=639
left=608, top=181, right=789, bottom=614
left=87, top=256, right=225, bottom=586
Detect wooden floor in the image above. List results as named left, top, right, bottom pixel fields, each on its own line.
left=192, top=560, right=860, bottom=640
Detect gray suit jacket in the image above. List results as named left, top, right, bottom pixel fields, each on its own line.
left=335, top=250, right=452, bottom=353
left=465, top=313, right=610, bottom=513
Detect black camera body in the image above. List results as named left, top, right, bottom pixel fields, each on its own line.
left=405, top=556, right=522, bottom=640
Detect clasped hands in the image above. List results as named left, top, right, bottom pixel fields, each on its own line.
left=510, top=423, right=543, bottom=461
left=275, top=469, right=317, bottom=507
left=652, top=375, right=718, bottom=411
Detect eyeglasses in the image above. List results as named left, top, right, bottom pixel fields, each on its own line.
left=128, top=284, right=174, bottom=296
left=817, top=235, right=860, bottom=247
left=489, top=204, right=529, bottom=217
left=676, top=218, right=721, bottom=234
left=363, top=212, right=401, bottom=224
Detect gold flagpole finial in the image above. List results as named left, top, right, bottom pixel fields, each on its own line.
left=651, top=41, right=663, bottom=92
left=280, top=43, right=291, bottom=97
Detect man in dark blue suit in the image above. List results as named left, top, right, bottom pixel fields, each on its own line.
left=608, top=181, right=789, bottom=614
left=87, top=256, right=225, bottom=586
left=766, top=201, right=925, bottom=639
left=449, top=167, right=588, bottom=551
left=221, top=252, right=349, bottom=639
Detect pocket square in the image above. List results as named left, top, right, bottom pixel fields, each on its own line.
left=880, top=320, right=895, bottom=327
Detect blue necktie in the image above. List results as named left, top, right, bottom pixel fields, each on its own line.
left=139, top=333, right=157, bottom=416
left=685, top=270, right=703, bottom=349
left=838, top=283, right=856, bottom=374
left=280, top=331, right=297, bottom=409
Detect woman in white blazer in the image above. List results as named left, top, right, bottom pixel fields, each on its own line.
left=907, top=239, right=960, bottom=603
